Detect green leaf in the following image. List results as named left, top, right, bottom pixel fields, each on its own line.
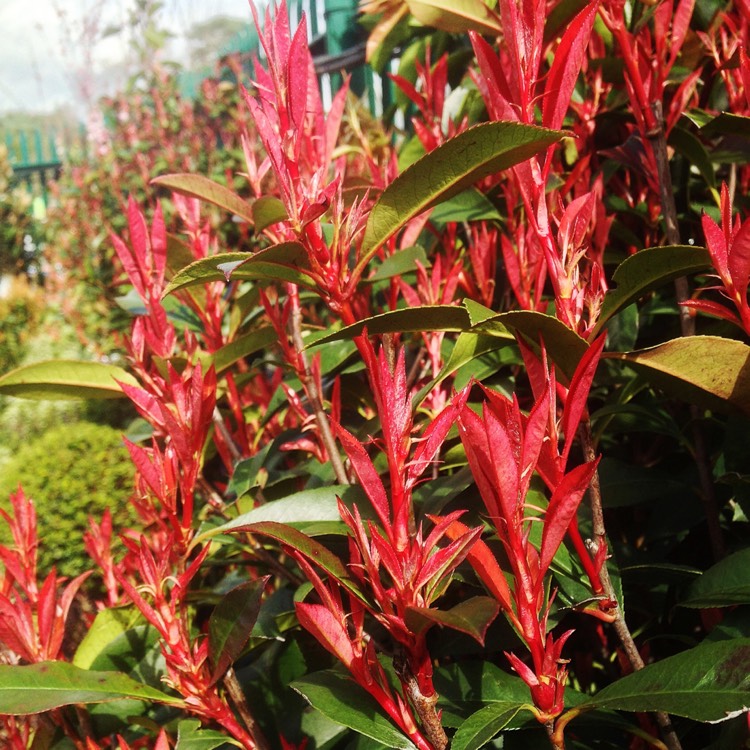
left=406, top=0, right=503, bottom=35
left=292, top=670, right=418, bottom=749
left=700, top=112, right=750, bottom=140
left=434, top=660, right=533, bottom=728
left=310, top=305, right=472, bottom=347
left=681, top=549, right=750, bottom=608
left=0, top=360, right=139, bottom=400
left=209, top=485, right=367, bottom=534
left=413, top=332, right=507, bottom=408
left=592, top=246, right=712, bottom=337
left=209, top=577, right=268, bottom=685
left=475, top=310, right=589, bottom=381
left=73, top=608, right=143, bottom=669
left=176, top=719, right=242, bottom=749
left=404, top=597, right=499, bottom=643
left=0, top=662, right=182, bottom=714
left=164, top=243, right=314, bottom=296
left=598, top=458, right=691, bottom=509
left=367, top=246, right=430, bottom=283
left=582, top=639, right=750, bottom=721
left=221, top=521, right=367, bottom=604
left=451, top=702, right=527, bottom=750
left=606, top=336, right=750, bottom=416
left=213, top=327, right=278, bottom=374
left=358, top=122, right=562, bottom=269
left=252, top=195, right=288, bottom=231
left=669, top=126, right=716, bottom=188
left=152, top=173, right=255, bottom=224
left=429, top=188, right=501, bottom=225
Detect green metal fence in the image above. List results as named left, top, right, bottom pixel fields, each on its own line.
left=4, top=129, right=65, bottom=217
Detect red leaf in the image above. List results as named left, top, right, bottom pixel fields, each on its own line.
left=542, top=0, right=599, bottom=130
left=669, top=0, right=696, bottom=67
left=36, top=570, right=57, bottom=655
left=483, top=404, right=521, bottom=522
left=440, top=518, right=515, bottom=616
left=334, top=424, right=391, bottom=531
left=296, top=602, right=355, bottom=669
left=415, top=525, right=483, bottom=598
left=520, top=387, right=551, bottom=499
left=702, top=211, right=729, bottom=278
left=456, top=404, right=501, bottom=519
left=405, top=597, right=499, bottom=644
left=287, top=18, right=310, bottom=132
left=325, top=78, right=350, bottom=164
left=540, top=459, right=599, bottom=575
left=680, top=298, right=742, bottom=327
left=408, top=398, right=461, bottom=488
left=469, top=32, right=518, bottom=121
left=729, top=216, right=750, bottom=299
left=561, top=335, right=605, bottom=462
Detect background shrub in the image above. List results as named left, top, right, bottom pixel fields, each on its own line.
left=0, top=421, right=136, bottom=578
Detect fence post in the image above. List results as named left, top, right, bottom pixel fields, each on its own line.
left=324, top=0, right=365, bottom=95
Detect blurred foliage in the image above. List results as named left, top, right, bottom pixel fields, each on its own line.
left=0, top=144, right=34, bottom=275
left=44, top=60, right=250, bottom=354
left=0, top=275, right=45, bottom=373
left=0, top=421, right=136, bottom=579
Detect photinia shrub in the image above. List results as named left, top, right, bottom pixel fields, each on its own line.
left=1, top=1, right=750, bottom=749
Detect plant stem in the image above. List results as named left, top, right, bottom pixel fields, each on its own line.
left=224, top=667, right=272, bottom=750
left=394, top=651, right=448, bottom=750
left=648, top=102, right=725, bottom=561
left=580, top=420, right=683, bottom=750
left=546, top=719, right=565, bottom=749
left=288, top=286, right=350, bottom=485
left=213, top=406, right=243, bottom=464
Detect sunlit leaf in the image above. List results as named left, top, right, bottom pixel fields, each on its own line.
left=213, top=326, right=278, bottom=374
left=73, top=608, right=143, bottom=669
left=475, top=310, right=589, bottom=380
left=367, top=246, right=430, bottom=283
left=0, top=662, right=182, bottom=715
left=164, top=243, right=314, bottom=296
left=406, top=0, right=502, bottom=35
left=357, top=122, right=562, bottom=270
left=0, top=360, right=138, bottom=400
left=252, top=195, right=288, bottom=231
left=208, top=485, right=367, bottom=533
left=592, top=246, right=712, bottom=337
left=606, top=336, right=750, bottom=416
left=309, top=305, right=472, bottom=346
left=405, top=597, right=499, bottom=643
left=152, top=173, right=255, bottom=224
left=581, top=639, right=750, bottom=722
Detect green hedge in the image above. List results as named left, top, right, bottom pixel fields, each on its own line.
left=0, top=421, right=136, bottom=578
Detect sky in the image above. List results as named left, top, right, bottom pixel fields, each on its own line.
left=0, top=0, right=252, bottom=115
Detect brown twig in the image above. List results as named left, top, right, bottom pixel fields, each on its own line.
left=224, top=667, right=272, bottom=750
left=394, top=651, right=448, bottom=750
left=648, top=102, right=725, bottom=561
left=580, top=420, right=683, bottom=750
left=213, top=406, right=243, bottom=465
left=288, top=288, right=350, bottom=485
